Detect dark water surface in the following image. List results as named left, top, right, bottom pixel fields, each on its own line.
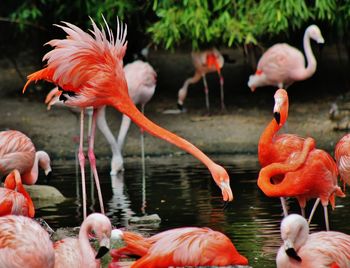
left=35, top=154, right=350, bottom=268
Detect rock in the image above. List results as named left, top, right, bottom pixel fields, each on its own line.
left=24, top=184, right=66, bottom=201
left=128, top=214, right=161, bottom=225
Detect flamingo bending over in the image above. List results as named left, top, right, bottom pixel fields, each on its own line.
left=248, top=25, right=324, bottom=91
left=0, top=130, right=52, bottom=185
left=0, top=169, right=35, bottom=217
left=276, top=214, right=350, bottom=267
left=0, top=215, right=55, bottom=268
left=335, top=133, right=350, bottom=190
left=23, top=18, right=233, bottom=220
left=109, top=227, right=248, bottom=267
left=54, top=213, right=112, bottom=268
left=177, top=48, right=225, bottom=112
left=45, top=60, right=156, bottom=175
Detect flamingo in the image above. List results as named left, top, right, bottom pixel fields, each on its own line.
left=45, top=59, right=156, bottom=175
left=0, top=130, right=52, bottom=185
left=54, top=213, right=112, bottom=268
left=177, top=48, right=225, bottom=112
left=276, top=214, right=350, bottom=267
left=248, top=25, right=324, bottom=91
left=0, top=215, right=55, bottom=268
left=0, top=169, right=35, bottom=217
left=109, top=227, right=248, bottom=267
left=23, top=18, right=233, bottom=221
left=334, top=133, right=350, bottom=190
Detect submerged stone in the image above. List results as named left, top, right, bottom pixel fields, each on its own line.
left=128, top=213, right=161, bottom=225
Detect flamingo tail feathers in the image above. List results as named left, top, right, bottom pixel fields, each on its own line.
left=23, top=68, right=54, bottom=93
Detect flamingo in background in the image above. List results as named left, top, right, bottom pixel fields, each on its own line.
left=109, top=227, right=248, bottom=267
left=248, top=25, right=324, bottom=91
left=0, top=130, right=52, bottom=185
left=54, top=213, right=111, bottom=268
left=23, top=18, right=233, bottom=220
left=177, top=48, right=225, bottom=112
left=276, top=214, right=350, bottom=267
left=0, top=169, right=35, bottom=217
left=0, top=215, right=55, bottom=268
left=335, top=133, right=350, bottom=190
left=46, top=60, right=156, bottom=175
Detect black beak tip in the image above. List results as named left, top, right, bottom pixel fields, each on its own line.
left=286, top=248, right=302, bottom=262
left=274, top=112, right=281, bottom=125
left=177, top=102, right=184, bottom=111
left=95, top=246, right=109, bottom=259
left=46, top=171, right=52, bottom=183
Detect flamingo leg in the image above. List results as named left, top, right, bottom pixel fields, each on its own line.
left=307, top=198, right=320, bottom=225
left=202, top=74, right=210, bottom=112
left=87, top=108, right=105, bottom=214
left=280, top=197, right=289, bottom=217
left=140, top=105, right=146, bottom=214
left=324, top=205, right=330, bottom=231
left=301, top=207, right=305, bottom=218
left=219, top=73, right=225, bottom=111
left=78, top=109, right=87, bottom=219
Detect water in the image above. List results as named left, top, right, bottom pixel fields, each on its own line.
left=35, top=154, right=350, bottom=268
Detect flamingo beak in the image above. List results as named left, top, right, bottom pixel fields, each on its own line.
left=274, top=112, right=281, bottom=125
left=95, top=234, right=110, bottom=259
left=284, top=240, right=302, bottom=262
left=220, top=181, right=233, bottom=201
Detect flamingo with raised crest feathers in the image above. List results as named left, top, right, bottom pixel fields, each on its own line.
left=248, top=25, right=324, bottom=91
left=23, top=18, right=233, bottom=220
left=109, top=227, right=248, bottom=268
left=0, top=130, right=52, bottom=185
left=177, top=48, right=225, bottom=112
left=276, top=214, right=350, bottom=267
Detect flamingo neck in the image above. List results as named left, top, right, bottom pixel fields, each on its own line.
left=14, top=173, right=35, bottom=217
left=258, top=119, right=281, bottom=164
left=301, top=30, right=317, bottom=79
left=22, top=152, right=40, bottom=185
left=79, top=223, right=96, bottom=265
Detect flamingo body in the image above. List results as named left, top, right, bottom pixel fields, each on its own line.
left=0, top=215, right=55, bottom=268
left=276, top=214, right=350, bottom=268
left=248, top=25, right=324, bottom=91
left=335, top=133, right=350, bottom=187
left=110, top=227, right=248, bottom=267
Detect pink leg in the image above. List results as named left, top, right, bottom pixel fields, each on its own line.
left=219, top=74, right=225, bottom=111
left=202, top=74, right=210, bottom=112
left=78, top=109, right=87, bottom=219
left=88, top=108, right=105, bottom=214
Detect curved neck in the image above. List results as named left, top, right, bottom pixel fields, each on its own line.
left=117, top=114, right=132, bottom=150
left=258, top=119, right=281, bottom=163
left=22, top=152, right=40, bottom=185
left=79, top=222, right=96, bottom=265
left=301, top=30, right=317, bottom=79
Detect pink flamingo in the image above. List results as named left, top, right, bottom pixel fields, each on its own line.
left=276, top=214, right=350, bottom=267
left=177, top=48, right=225, bottom=112
left=0, top=130, right=52, bottom=185
left=0, top=169, right=35, bottom=217
left=109, top=227, right=248, bottom=267
left=45, top=60, right=156, bottom=175
left=335, top=133, right=350, bottom=190
left=248, top=25, right=324, bottom=91
left=0, top=215, right=55, bottom=268
left=23, top=18, right=233, bottom=220
left=54, top=213, right=112, bottom=268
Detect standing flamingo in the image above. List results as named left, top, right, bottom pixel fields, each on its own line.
left=248, top=25, right=324, bottom=91
left=335, top=133, right=350, bottom=189
left=23, top=18, right=233, bottom=220
left=0, top=130, right=52, bottom=185
left=0, top=169, right=35, bottom=217
left=177, top=48, right=225, bottom=112
left=45, top=60, right=156, bottom=175
left=276, top=214, right=350, bottom=267
left=0, top=215, right=55, bottom=268
left=109, top=227, right=248, bottom=267
left=54, top=213, right=112, bottom=268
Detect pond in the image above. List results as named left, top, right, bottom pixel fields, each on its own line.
left=35, top=154, right=350, bottom=268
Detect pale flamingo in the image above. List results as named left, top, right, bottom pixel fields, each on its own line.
left=335, top=133, right=350, bottom=189
left=177, top=48, right=225, bottom=112
left=276, top=214, right=350, bottom=267
left=109, top=227, right=248, bottom=267
left=0, top=215, right=55, bottom=268
left=54, top=213, right=112, bottom=268
left=0, top=169, right=35, bottom=217
left=23, top=18, right=233, bottom=221
left=45, top=60, right=156, bottom=175
left=0, top=130, right=52, bottom=185
left=248, top=25, right=324, bottom=91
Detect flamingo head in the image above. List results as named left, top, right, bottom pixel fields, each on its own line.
left=37, top=151, right=52, bottom=182
left=273, top=89, right=289, bottom=127
left=307, top=25, right=324, bottom=44
left=211, top=163, right=233, bottom=201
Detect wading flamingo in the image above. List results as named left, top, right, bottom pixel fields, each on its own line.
left=248, top=25, right=324, bottom=91
left=276, top=214, right=350, bottom=267
left=0, top=215, right=55, bottom=268
left=45, top=60, right=156, bottom=174
left=23, top=18, right=233, bottom=221
left=0, top=169, right=35, bottom=217
left=177, top=48, right=225, bottom=112
left=109, top=227, right=248, bottom=267
left=0, top=130, right=52, bottom=185
left=335, top=133, right=350, bottom=190
left=54, top=213, right=112, bottom=268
